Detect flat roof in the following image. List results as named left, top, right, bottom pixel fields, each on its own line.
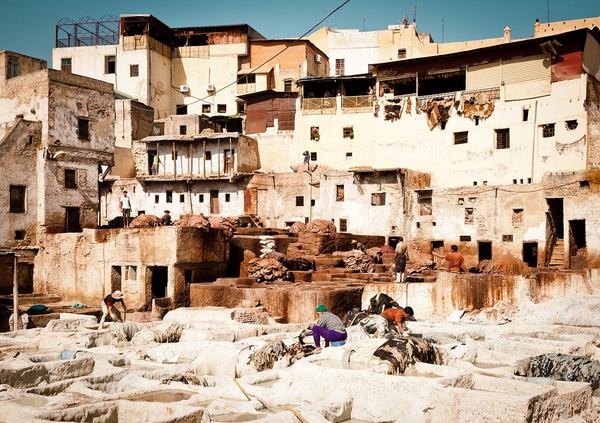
left=297, top=73, right=374, bottom=84
left=141, top=133, right=241, bottom=142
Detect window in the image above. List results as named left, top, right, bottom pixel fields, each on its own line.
left=105, top=55, right=116, bottom=74
left=371, top=192, right=386, bottom=206
left=343, top=127, right=354, bottom=139
left=205, top=151, right=212, bottom=160
left=310, top=152, right=317, bottom=161
left=417, top=190, right=432, bottom=216
left=580, top=180, right=590, bottom=189
left=127, top=266, right=137, bottom=280
left=464, top=208, right=474, bottom=224
left=179, top=194, right=185, bottom=202
left=397, top=48, right=407, bottom=59
left=7, top=56, right=20, bottom=79
left=339, top=218, right=348, bottom=232
left=9, top=185, right=26, bottom=213
left=64, top=169, right=77, bottom=189
left=202, top=104, right=211, bottom=114
left=542, top=123, right=555, bottom=138
left=311, top=199, right=315, bottom=206
left=495, top=128, right=510, bottom=149
left=522, top=108, right=529, bottom=122
left=454, top=131, right=468, bottom=145
left=77, top=118, right=90, bottom=141
left=346, top=152, right=352, bottom=159
left=154, top=195, right=159, bottom=204
left=566, top=120, right=578, bottom=130
left=166, top=191, right=173, bottom=203
left=335, top=58, right=345, bottom=76
left=176, top=104, right=187, bottom=115
left=457, top=197, right=465, bottom=206
left=199, top=194, right=204, bottom=202
left=284, top=79, right=292, bottom=92
left=225, top=193, right=231, bottom=202
left=512, top=208, right=523, bottom=228
left=295, top=196, right=304, bottom=207
left=61, top=58, right=72, bottom=73
left=179, top=125, right=187, bottom=135
left=217, top=104, right=227, bottom=113
left=130, top=64, right=139, bottom=77
left=336, top=185, right=344, bottom=202
left=237, top=102, right=245, bottom=114
left=310, top=126, right=320, bottom=141
left=14, top=230, right=25, bottom=240
left=502, top=234, right=513, bottom=242
left=459, top=235, right=471, bottom=242
left=65, top=207, right=81, bottom=232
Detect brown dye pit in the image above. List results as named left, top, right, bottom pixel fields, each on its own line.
left=128, top=389, right=196, bottom=402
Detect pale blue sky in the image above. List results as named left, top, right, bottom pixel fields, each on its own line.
left=1, top=0, right=599, bottom=61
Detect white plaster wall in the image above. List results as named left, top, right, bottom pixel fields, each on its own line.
left=115, top=47, right=149, bottom=103
left=52, top=45, right=118, bottom=85
left=152, top=140, right=238, bottom=176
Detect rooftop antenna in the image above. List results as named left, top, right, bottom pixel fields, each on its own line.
left=363, top=17, right=366, bottom=31
left=441, top=16, right=445, bottom=42
left=412, top=5, right=417, bottom=24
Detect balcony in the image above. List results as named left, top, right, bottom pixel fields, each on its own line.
left=301, top=97, right=336, bottom=115
left=237, top=83, right=256, bottom=95
left=341, top=95, right=374, bottom=113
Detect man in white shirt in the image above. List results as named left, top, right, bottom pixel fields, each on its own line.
left=394, top=236, right=408, bottom=283
left=120, top=191, right=132, bottom=228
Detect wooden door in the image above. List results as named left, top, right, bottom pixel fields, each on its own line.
left=244, top=188, right=257, bottom=215
left=210, top=190, right=219, bottom=214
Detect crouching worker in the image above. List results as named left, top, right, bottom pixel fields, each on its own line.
left=98, top=290, right=127, bottom=330
left=311, top=304, right=347, bottom=353
left=381, top=306, right=415, bottom=335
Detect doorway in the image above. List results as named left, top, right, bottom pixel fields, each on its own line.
left=111, top=266, right=122, bottom=292
left=522, top=242, right=538, bottom=268
left=65, top=207, right=81, bottom=232
left=569, top=219, right=586, bottom=268
left=478, top=241, right=492, bottom=261
left=244, top=188, right=257, bottom=215
left=150, top=266, right=168, bottom=299
left=546, top=198, right=564, bottom=238
left=148, top=150, right=157, bottom=174
left=223, top=149, right=234, bottom=174
left=210, top=190, right=219, bottom=214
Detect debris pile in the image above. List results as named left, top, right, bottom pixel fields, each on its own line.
left=208, top=216, right=240, bottom=237
left=477, top=253, right=530, bottom=275
left=288, top=222, right=306, bottom=233
left=304, top=219, right=337, bottom=234
left=514, top=353, right=600, bottom=389
left=248, top=340, right=312, bottom=372
left=461, top=90, right=497, bottom=120
left=128, top=214, right=161, bottom=228
left=247, top=257, right=289, bottom=283
left=337, top=251, right=375, bottom=273
left=373, top=337, right=442, bottom=374
left=174, top=214, right=211, bottom=231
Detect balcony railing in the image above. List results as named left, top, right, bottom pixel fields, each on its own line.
left=301, top=97, right=336, bottom=115
left=341, top=95, right=374, bottom=113
left=237, top=83, right=256, bottom=95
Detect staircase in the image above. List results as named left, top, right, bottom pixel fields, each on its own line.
left=548, top=238, right=565, bottom=268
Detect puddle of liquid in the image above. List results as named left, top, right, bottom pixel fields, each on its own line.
left=129, top=389, right=196, bottom=403
left=312, top=359, right=373, bottom=370
left=211, top=413, right=268, bottom=422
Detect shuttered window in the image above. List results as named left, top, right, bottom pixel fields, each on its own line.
left=502, top=55, right=551, bottom=84
left=466, top=62, right=501, bottom=90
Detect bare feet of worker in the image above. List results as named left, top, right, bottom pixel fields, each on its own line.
left=313, top=347, right=322, bottom=354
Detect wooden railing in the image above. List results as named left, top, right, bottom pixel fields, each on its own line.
left=301, top=97, right=336, bottom=114
left=341, top=95, right=374, bottom=113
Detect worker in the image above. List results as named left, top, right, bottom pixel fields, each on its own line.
left=381, top=306, right=415, bottom=335
left=433, top=244, right=466, bottom=272
left=161, top=210, right=172, bottom=226
left=151, top=154, right=160, bottom=175
left=381, top=240, right=395, bottom=254
left=311, top=304, right=347, bottom=353
left=120, top=190, right=132, bottom=228
left=351, top=239, right=366, bottom=252
left=368, top=293, right=401, bottom=314
left=394, top=236, right=408, bottom=283
left=98, top=290, right=127, bottom=330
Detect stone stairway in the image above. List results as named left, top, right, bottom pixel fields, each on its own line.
left=548, top=238, right=565, bottom=268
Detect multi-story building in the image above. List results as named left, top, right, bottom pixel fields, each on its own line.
left=0, top=51, right=115, bottom=292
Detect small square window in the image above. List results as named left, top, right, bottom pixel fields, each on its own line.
left=7, top=56, right=20, bottom=79
left=464, top=207, right=474, bottom=224
left=130, top=64, right=139, bottom=77
left=14, top=230, right=25, bottom=240
left=496, top=128, right=510, bottom=149
left=179, top=125, right=187, bottom=135
left=457, top=197, right=464, bottom=206
left=179, top=194, right=185, bottom=202
left=512, top=208, right=523, bottom=228
left=336, top=185, right=344, bottom=202
left=522, top=108, right=529, bottom=122
left=198, top=194, right=204, bottom=202
left=61, top=58, right=72, bottom=73
left=202, top=104, right=211, bottom=114
left=176, top=104, right=187, bottom=115
left=580, top=180, right=590, bottom=189
left=346, top=152, right=352, bottom=159
left=225, top=193, right=231, bottom=202
left=105, top=55, right=116, bottom=74
left=166, top=191, right=173, bottom=203
left=9, top=185, right=26, bottom=213
left=77, top=118, right=89, bottom=141
left=238, top=102, right=245, bottom=114
left=343, top=127, right=354, bottom=139
left=454, top=131, right=468, bottom=145
left=565, top=120, right=578, bottom=130
left=417, top=190, right=432, bottom=216
left=154, top=195, right=159, bottom=204
left=502, top=234, right=513, bottom=242
left=310, top=126, right=320, bottom=141
left=205, top=151, right=212, bottom=160
left=217, top=104, right=227, bottom=113
left=284, top=79, right=292, bottom=92
left=542, top=123, right=555, bottom=138
left=64, top=169, right=77, bottom=189
left=371, top=192, right=386, bottom=206
left=296, top=196, right=304, bottom=207
left=397, top=48, right=407, bottom=59
left=339, top=218, right=348, bottom=232
left=459, top=235, right=471, bottom=242
left=311, top=199, right=315, bottom=206
left=310, top=152, right=317, bottom=161
left=335, top=58, right=345, bottom=76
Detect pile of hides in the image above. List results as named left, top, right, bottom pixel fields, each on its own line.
left=305, top=219, right=337, bottom=234
left=514, top=353, right=600, bottom=389
left=162, top=373, right=208, bottom=386
left=208, top=216, right=240, bottom=238
left=341, top=308, right=369, bottom=326
left=384, top=103, right=402, bottom=121
left=247, top=257, right=289, bottom=283
left=477, top=253, right=530, bottom=275
left=418, top=98, right=455, bottom=129
left=373, top=337, right=442, bottom=374
left=129, top=214, right=161, bottom=228
left=111, top=322, right=143, bottom=342
left=111, top=321, right=183, bottom=344
left=366, top=247, right=383, bottom=264
left=174, top=214, right=211, bottom=232
left=368, top=293, right=401, bottom=314
left=340, top=251, right=375, bottom=273
left=359, top=315, right=394, bottom=338
left=248, top=340, right=311, bottom=372
left=461, top=300, right=518, bottom=325
left=461, top=91, right=496, bottom=120
left=258, top=235, right=276, bottom=257
left=407, top=262, right=436, bottom=274
left=289, top=222, right=306, bottom=233
left=152, top=321, right=183, bottom=343
left=290, top=163, right=318, bottom=173
left=285, top=257, right=316, bottom=271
